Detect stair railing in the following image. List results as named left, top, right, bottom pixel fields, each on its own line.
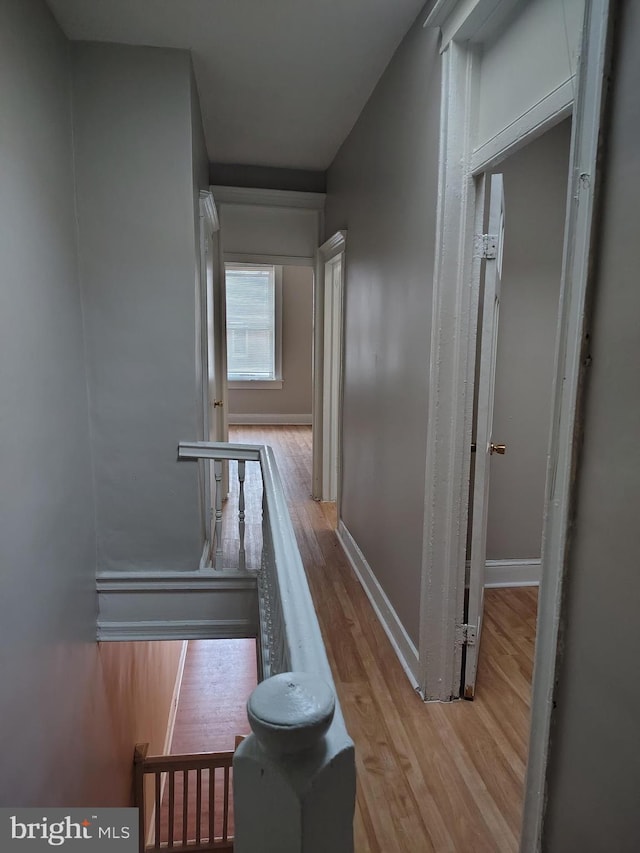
left=134, top=742, right=234, bottom=852
left=178, top=441, right=356, bottom=853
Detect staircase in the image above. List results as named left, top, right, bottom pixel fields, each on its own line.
left=110, top=441, right=356, bottom=853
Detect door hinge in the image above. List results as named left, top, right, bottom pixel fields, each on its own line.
left=474, top=234, right=498, bottom=259
left=459, top=623, right=477, bottom=646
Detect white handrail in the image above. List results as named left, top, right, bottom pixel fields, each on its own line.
left=177, top=441, right=349, bottom=727
left=258, top=445, right=349, bottom=729
left=178, top=440, right=261, bottom=462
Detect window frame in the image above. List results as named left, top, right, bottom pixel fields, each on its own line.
left=224, top=261, right=283, bottom=389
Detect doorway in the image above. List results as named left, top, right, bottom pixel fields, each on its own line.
left=313, top=231, right=347, bottom=504
left=464, top=120, right=573, bottom=698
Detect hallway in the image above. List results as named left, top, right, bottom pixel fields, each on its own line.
left=229, top=425, right=536, bottom=853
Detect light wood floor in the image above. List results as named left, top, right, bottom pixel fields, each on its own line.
left=226, top=424, right=537, bottom=853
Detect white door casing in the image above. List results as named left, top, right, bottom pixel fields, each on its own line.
left=199, top=191, right=219, bottom=557
left=313, top=231, right=347, bottom=503
left=464, top=173, right=505, bottom=699
left=322, top=255, right=344, bottom=502
left=420, top=0, right=587, bottom=701
left=521, top=2, right=612, bottom=849
left=199, top=190, right=228, bottom=564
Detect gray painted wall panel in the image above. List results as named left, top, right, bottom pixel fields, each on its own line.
left=72, top=42, right=202, bottom=571
left=325, top=18, right=441, bottom=645
left=543, top=3, right=640, bottom=849
left=0, top=0, right=98, bottom=804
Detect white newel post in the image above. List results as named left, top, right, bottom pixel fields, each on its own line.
left=234, top=672, right=356, bottom=853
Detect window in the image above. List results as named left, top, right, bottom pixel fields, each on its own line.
left=225, top=263, right=282, bottom=387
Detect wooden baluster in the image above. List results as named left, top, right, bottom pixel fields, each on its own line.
left=154, top=772, right=161, bottom=849
left=168, top=770, right=175, bottom=848
left=196, top=768, right=202, bottom=846
left=214, top=460, right=223, bottom=569
left=133, top=744, right=148, bottom=853
left=238, top=460, right=246, bottom=570
left=182, top=769, right=189, bottom=845
left=222, top=765, right=230, bottom=841
left=208, top=766, right=215, bottom=843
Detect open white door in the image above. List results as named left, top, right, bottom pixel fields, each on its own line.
left=199, top=191, right=227, bottom=561
left=464, top=173, right=506, bottom=699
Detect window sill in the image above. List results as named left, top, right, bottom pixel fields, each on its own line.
left=228, top=379, right=284, bottom=390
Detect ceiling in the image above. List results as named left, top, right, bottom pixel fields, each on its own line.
left=47, top=0, right=427, bottom=171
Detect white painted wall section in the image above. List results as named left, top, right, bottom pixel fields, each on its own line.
left=474, top=0, right=584, bottom=167
left=213, top=187, right=325, bottom=263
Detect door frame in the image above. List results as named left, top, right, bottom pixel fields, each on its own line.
left=521, top=3, right=612, bottom=848
left=420, top=0, right=611, bottom=847
left=420, top=0, right=585, bottom=704
left=198, top=190, right=224, bottom=566
left=312, top=231, right=347, bottom=504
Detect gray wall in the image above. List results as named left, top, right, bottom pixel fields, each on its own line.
left=487, top=120, right=571, bottom=560
left=543, top=3, right=640, bottom=848
left=0, top=0, right=97, bottom=803
left=0, top=0, right=185, bottom=806
left=229, top=265, right=313, bottom=418
left=325, top=16, right=441, bottom=645
left=72, top=42, right=203, bottom=572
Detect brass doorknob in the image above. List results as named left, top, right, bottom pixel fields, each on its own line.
left=490, top=442, right=506, bottom=455
left=213, top=399, right=223, bottom=408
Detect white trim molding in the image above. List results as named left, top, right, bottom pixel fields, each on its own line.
left=163, top=641, right=188, bottom=756
left=483, top=559, right=541, bottom=587
left=228, top=413, right=312, bottom=425
left=470, top=81, right=574, bottom=174
left=211, top=185, right=326, bottom=211
left=96, top=571, right=258, bottom=641
left=418, top=39, right=479, bottom=702
left=425, top=0, right=523, bottom=49
left=522, top=2, right=613, bottom=849
left=337, top=520, right=420, bottom=690
left=313, top=231, right=347, bottom=501
left=223, top=252, right=314, bottom=268
left=229, top=380, right=284, bottom=391
left=200, top=189, right=220, bottom=232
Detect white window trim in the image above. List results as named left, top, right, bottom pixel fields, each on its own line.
left=229, top=379, right=284, bottom=390
left=225, top=262, right=283, bottom=386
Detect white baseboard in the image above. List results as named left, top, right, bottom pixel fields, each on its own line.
left=228, top=413, right=312, bottom=425
left=484, top=558, right=541, bottom=588
left=164, top=640, right=188, bottom=754
left=337, top=520, right=420, bottom=690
